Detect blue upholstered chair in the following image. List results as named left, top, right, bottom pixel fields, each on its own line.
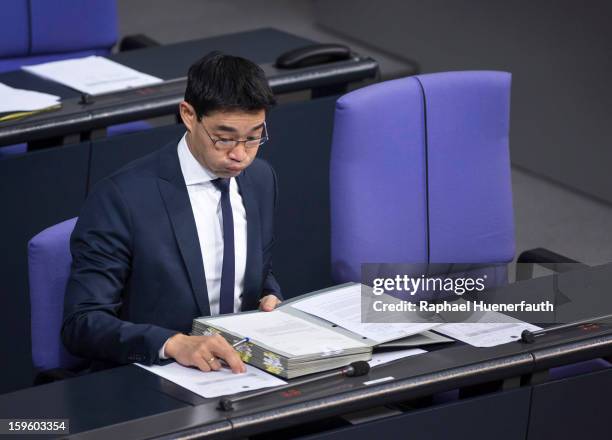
left=0, top=0, right=152, bottom=157
left=28, top=217, right=86, bottom=383
left=330, top=71, right=515, bottom=281
left=1, top=0, right=118, bottom=73
left=329, top=70, right=609, bottom=381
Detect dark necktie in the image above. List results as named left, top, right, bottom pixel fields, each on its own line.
left=212, top=178, right=235, bottom=314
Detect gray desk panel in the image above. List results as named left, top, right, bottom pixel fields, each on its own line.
left=295, top=388, right=531, bottom=440
left=527, top=368, right=612, bottom=440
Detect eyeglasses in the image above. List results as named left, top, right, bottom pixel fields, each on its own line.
left=201, top=120, right=269, bottom=150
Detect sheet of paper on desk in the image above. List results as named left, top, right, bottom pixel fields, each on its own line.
left=22, top=56, right=162, bottom=95
left=136, top=362, right=286, bottom=398
left=435, top=311, right=542, bottom=347
left=369, top=348, right=426, bottom=368
left=0, top=82, right=59, bottom=112
left=210, top=309, right=368, bottom=356
left=291, top=284, right=439, bottom=344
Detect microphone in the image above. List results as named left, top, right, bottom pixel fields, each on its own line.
left=218, top=361, right=371, bottom=411
left=341, top=361, right=370, bottom=377
left=521, top=313, right=612, bottom=343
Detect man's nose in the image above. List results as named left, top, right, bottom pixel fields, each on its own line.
left=229, top=143, right=248, bottom=161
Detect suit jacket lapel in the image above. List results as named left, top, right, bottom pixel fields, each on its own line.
left=237, top=170, right=263, bottom=311
left=157, top=143, right=211, bottom=316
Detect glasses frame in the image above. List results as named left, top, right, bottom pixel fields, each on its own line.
left=200, top=120, right=269, bottom=150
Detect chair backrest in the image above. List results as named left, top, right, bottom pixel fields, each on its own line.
left=0, top=0, right=117, bottom=72
left=0, top=1, right=29, bottom=59
left=330, top=71, right=515, bottom=282
left=28, top=217, right=84, bottom=372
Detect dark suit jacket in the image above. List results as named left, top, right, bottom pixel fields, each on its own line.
left=62, top=139, right=282, bottom=367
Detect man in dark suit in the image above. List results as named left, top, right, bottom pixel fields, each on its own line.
left=62, top=52, right=282, bottom=374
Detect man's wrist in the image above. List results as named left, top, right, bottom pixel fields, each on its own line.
left=161, top=333, right=185, bottom=360
left=159, top=339, right=170, bottom=360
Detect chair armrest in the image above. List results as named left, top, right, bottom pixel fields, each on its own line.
left=118, top=34, right=160, bottom=52
left=516, top=247, right=589, bottom=281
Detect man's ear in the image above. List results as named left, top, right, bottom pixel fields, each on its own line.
left=179, top=101, right=196, bottom=132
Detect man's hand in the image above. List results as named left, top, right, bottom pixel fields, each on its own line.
left=259, top=294, right=281, bottom=312
left=164, top=333, right=246, bottom=373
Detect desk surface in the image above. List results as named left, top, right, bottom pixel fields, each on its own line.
left=0, top=28, right=314, bottom=99
left=1, top=264, right=611, bottom=439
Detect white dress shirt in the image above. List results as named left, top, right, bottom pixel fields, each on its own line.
left=159, top=133, right=248, bottom=358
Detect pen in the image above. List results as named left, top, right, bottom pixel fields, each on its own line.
left=0, top=104, right=62, bottom=123
left=232, top=337, right=250, bottom=348
left=215, top=337, right=250, bottom=371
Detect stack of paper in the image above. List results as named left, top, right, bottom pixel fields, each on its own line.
left=0, top=82, right=60, bottom=113
left=193, top=310, right=372, bottom=379
left=191, top=281, right=540, bottom=382
left=22, top=56, right=162, bottom=95
left=292, top=284, right=541, bottom=348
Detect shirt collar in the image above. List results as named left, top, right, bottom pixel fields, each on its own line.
left=177, top=132, right=218, bottom=185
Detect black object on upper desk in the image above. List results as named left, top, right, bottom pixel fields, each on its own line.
left=0, top=28, right=378, bottom=148
left=275, top=44, right=352, bottom=69
left=0, top=263, right=611, bottom=439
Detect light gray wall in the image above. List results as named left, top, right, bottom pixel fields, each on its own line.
left=314, top=0, right=612, bottom=204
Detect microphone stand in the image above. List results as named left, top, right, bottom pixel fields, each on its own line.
left=218, top=362, right=370, bottom=411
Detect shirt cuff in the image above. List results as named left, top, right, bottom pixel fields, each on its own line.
left=159, top=338, right=170, bottom=360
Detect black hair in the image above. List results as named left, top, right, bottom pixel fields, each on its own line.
left=184, top=51, right=276, bottom=119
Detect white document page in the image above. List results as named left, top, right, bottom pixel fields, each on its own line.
left=435, top=311, right=541, bottom=347
left=136, top=362, right=286, bottom=398
left=291, top=284, right=439, bottom=344
left=208, top=310, right=368, bottom=357
left=22, top=56, right=162, bottom=95
left=0, top=82, right=59, bottom=112
left=368, top=348, right=426, bottom=368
